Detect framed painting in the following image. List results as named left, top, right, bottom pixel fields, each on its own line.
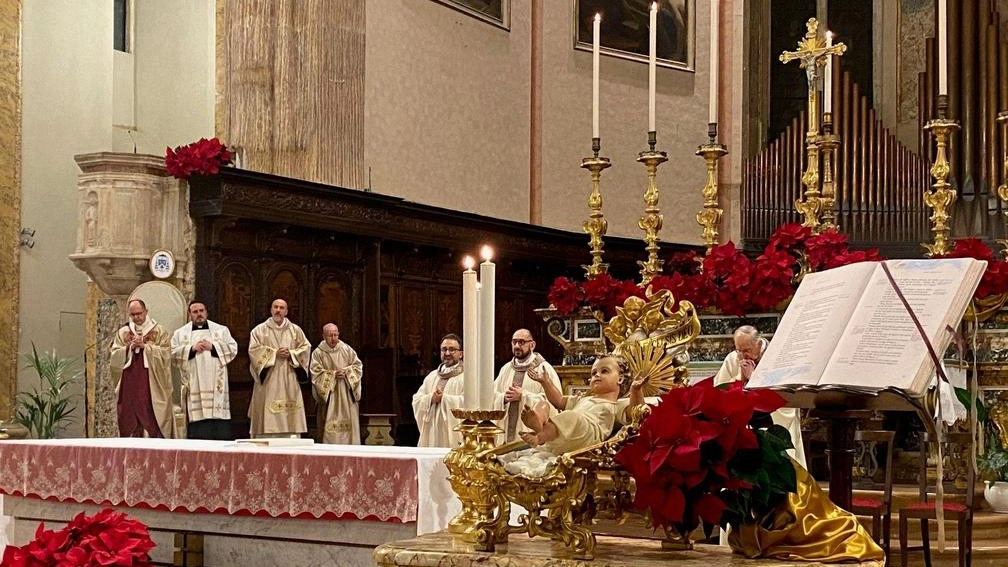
left=574, top=0, right=693, bottom=70
left=431, top=0, right=510, bottom=30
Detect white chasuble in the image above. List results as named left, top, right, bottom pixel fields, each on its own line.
left=248, top=318, right=311, bottom=436
left=110, top=318, right=175, bottom=438
left=310, top=340, right=363, bottom=444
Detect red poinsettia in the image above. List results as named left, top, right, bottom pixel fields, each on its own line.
left=165, top=137, right=234, bottom=180
left=749, top=247, right=796, bottom=312
left=2, top=508, right=155, bottom=567
left=765, top=222, right=812, bottom=255
left=616, top=378, right=796, bottom=536
left=546, top=276, right=584, bottom=316
left=582, top=273, right=643, bottom=317
left=803, top=228, right=850, bottom=271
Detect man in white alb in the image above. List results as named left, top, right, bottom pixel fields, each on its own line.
left=310, top=323, right=364, bottom=444
left=171, top=300, right=238, bottom=440
left=492, top=328, right=561, bottom=443
left=714, top=325, right=806, bottom=467
left=247, top=298, right=312, bottom=438
left=412, top=334, right=465, bottom=448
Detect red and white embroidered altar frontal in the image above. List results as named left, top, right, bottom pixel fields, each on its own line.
left=0, top=439, right=457, bottom=535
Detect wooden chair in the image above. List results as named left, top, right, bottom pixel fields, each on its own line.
left=850, top=429, right=895, bottom=564
left=898, top=431, right=975, bottom=567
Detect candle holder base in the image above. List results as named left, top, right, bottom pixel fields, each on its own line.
left=445, top=409, right=506, bottom=547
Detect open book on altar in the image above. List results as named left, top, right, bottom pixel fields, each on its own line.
left=747, top=258, right=986, bottom=398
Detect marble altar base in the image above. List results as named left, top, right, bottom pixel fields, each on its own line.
left=7, top=495, right=413, bottom=566
left=374, top=531, right=884, bottom=566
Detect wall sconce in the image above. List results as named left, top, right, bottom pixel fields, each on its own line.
left=19, top=227, right=35, bottom=249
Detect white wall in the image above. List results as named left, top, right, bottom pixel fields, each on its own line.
left=20, top=0, right=214, bottom=436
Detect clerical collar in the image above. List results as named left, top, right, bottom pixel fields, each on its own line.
left=192, top=322, right=209, bottom=330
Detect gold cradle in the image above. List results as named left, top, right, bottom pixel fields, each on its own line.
left=445, top=289, right=701, bottom=560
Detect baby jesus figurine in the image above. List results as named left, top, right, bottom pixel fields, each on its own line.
left=519, top=355, right=646, bottom=454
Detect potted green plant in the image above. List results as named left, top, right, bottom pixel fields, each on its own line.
left=13, top=344, right=80, bottom=439
left=978, top=444, right=1008, bottom=513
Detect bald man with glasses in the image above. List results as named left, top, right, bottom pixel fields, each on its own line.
left=492, top=328, right=561, bottom=443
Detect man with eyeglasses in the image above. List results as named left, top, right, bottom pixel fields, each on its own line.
left=492, top=329, right=561, bottom=443
left=713, top=325, right=805, bottom=467
left=412, top=334, right=466, bottom=448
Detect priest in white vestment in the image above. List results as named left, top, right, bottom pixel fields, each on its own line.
left=713, top=325, right=806, bottom=467
left=492, top=329, right=561, bottom=443
left=247, top=299, right=311, bottom=438
left=310, top=323, right=364, bottom=444
left=412, top=334, right=465, bottom=448
left=171, top=301, right=238, bottom=440
left=110, top=298, right=174, bottom=438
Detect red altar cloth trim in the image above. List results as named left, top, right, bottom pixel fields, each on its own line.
left=0, top=440, right=420, bottom=523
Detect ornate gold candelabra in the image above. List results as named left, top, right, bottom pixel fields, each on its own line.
left=444, top=409, right=506, bottom=548
left=695, top=123, right=728, bottom=252
left=637, top=131, right=668, bottom=284
left=922, top=95, right=960, bottom=257
left=581, top=137, right=612, bottom=277
left=779, top=18, right=846, bottom=232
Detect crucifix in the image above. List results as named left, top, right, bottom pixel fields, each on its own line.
left=780, top=18, right=846, bottom=232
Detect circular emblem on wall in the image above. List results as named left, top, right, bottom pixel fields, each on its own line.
left=149, top=249, right=176, bottom=279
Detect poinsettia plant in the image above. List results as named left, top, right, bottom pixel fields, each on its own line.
left=547, top=223, right=883, bottom=317
left=939, top=238, right=1008, bottom=299
left=2, top=508, right=156, bottom=567
left=614, top=378, right=797, bottom=537
left=164, top=137, right=234, bottom=180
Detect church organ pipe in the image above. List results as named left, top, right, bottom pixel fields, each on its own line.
left=985, top=22, right=998, bottom=198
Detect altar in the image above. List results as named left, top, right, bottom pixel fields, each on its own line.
left=0, top=439, right=458, bottom=565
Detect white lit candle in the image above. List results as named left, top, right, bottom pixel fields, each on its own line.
left=461, top=256, right=479, bottom=410
left=478, top=245, right=495, bottom=408
left=824, top=31, right=833, bottom=114
left=648, top=2, right=657, bottom=132
left=709, top=0, right=718, bottom=125
left=938, top=0, right=947, bottom=96
left=592, top=13, right=601, bottom=139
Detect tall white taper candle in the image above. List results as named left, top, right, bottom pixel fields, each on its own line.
left=478, top=246, right=495, bottom=408
left=824, top=31, right=833, bottom=114
left=461, top=256, right=479, bottom=410
left=938, top=0, right=947, bottom=96
left=708, top=0, right=719, bottom=125
left=592, top=13, right=601, bottom=139
left=648, top=2, right=657, bottom=132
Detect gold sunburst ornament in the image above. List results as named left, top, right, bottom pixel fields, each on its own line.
left=618, top=336, right=690, bottom=395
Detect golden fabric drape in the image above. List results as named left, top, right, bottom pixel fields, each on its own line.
left=729, top=459, right=885, bottom=565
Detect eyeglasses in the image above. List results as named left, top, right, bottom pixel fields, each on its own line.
left=511, top=339, right=532, bottom=346
left=440, top=347, right=460, bottom=353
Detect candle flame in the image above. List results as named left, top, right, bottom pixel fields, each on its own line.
left=481, top=245, right=493, bottom=262
left=651, top=2, right=657, bottom=12
left=463, top=256, right=475, bottom=270
left=594, top=13, right=600, bottom=22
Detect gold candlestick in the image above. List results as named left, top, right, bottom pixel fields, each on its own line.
left=922, top=96, right=960, bottom=257
left=997, top=112, right=1008, bottom=220
left=780, top=18, right=846, bottom=231
left=581, top=137, right=612, bottom=278
left=444, top=409, right=506, bottom=549
left=637, top=131, right=668, bottom=285
left=695, top=123, right=728, bottom=252
left=819, top=113, right=840, bottom=231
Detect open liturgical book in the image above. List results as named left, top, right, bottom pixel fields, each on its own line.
left=747, top=258, right=986, bottom=397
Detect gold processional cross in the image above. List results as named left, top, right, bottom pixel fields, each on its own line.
left=779, top=18, right=846, bottom=232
